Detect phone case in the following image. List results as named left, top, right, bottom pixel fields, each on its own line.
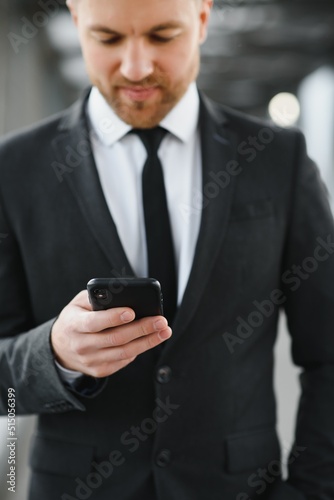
left=87, top=277, right=163, bottom=319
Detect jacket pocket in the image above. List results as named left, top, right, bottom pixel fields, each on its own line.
left=230, top=199, right=274, bottom=221
left=29, top=435, right=94, bottom=477
left=225, top=427, right=281, bottom=474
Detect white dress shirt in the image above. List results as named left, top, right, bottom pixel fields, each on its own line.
left=56, top=82, right=203, bottom=382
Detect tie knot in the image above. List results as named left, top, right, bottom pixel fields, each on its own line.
left=130, top=127, right=167, bottom=155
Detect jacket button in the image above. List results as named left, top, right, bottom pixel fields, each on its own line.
left=156, top=449, right=171, bottom=467
left=156, top=366, right=172, bottom=384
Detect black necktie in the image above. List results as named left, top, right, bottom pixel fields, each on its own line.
left=131, top=127, right=177, bottom=325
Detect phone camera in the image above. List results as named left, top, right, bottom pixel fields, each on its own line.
left=93, top=289, right=108, bottom=300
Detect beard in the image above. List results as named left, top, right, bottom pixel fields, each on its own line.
left=92, top=59, right=199, bottom=129
left=111, top=84, right=177, bottom=129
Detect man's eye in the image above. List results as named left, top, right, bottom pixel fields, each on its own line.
left=151, top=35, right=174, bottom=43
left=99, top=37, right=122, bottom=45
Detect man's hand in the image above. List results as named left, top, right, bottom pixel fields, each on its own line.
left=51, top=290, right=172, bottom=378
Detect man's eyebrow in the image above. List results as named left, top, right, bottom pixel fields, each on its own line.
left=88, top=25, right=119, bottom=34
left=149, top=22, right=184, bottom=32
left=88, top=22, right=183, bottom=34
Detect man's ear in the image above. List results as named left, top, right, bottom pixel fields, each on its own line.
left=199, top=0, right=213, bottom=45
left=66, top=0, right=79, bottom=26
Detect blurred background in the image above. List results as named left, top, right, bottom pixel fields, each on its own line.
left=0, top=0, right=334, bottom=497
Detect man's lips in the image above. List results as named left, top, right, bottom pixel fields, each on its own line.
left=119, top=86, right=160, bottom=101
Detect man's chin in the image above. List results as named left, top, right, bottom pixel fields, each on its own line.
left=120, top=114, right=162, bottom=129
left=111, top=100, right=172, bottom=129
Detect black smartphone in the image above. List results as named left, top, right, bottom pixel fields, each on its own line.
left=87, top=277, right=163, bottom=319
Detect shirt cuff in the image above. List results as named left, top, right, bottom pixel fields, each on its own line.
left=54, top=360, right=106, bottom=397
left=54, top=360, right=85, bottom=385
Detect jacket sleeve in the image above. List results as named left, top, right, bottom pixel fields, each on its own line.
left=0, top=195, right=89, bottom=415
left=281, top=131, right=334, bottom=498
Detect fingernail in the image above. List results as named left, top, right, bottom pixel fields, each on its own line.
left=158, top=328, right=172, bottom=341
left=121, top=311, right=134, bottom=322
left=154, top=319, right=167, bottom=330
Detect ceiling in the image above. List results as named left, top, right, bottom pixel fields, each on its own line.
left=199, top=0, right=334, bottom=112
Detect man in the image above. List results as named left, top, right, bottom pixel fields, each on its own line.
left=0, top=0, right=333, bottom=499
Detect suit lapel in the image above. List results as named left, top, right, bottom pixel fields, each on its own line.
left=162, top=93, right=238, bottom=354
left=51, top=90, right=238, bottom=346
left=51, top=92, right=135, bottom=277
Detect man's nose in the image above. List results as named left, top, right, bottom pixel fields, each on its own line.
left=120, top=40, right=154, bottom=82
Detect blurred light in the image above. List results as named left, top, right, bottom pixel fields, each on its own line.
left=46, top=11, right=80, bottom=54
left=268, top=92, right=300, bottom=127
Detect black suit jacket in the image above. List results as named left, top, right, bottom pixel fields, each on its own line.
left=0, top=90, right=333, bottom=500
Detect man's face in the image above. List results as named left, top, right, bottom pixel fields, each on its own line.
left=68, top=0, right=212, bottom=128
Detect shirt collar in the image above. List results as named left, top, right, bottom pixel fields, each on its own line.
left=86, top=82, right=200, bottom=146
